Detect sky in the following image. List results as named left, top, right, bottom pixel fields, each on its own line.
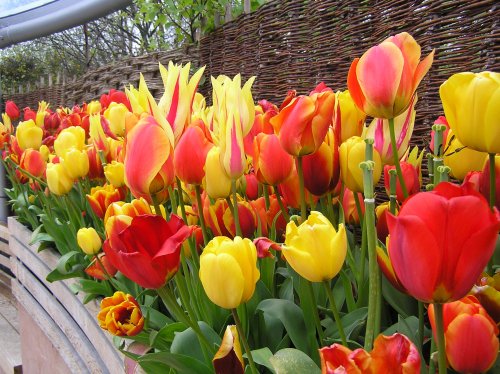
left=0, top=0, right=54, bottom=18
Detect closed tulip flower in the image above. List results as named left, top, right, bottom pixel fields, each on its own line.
left=16, top=120, right=43, bottom=150
left=282, top=211, right=347, bottom=282
left=77, top=227, right=102, bottom=255
left=270, top=83, right=335, bottom=156
left=203, top=146, right=232, bottom=199
left=440, top=71, right=500, bottom=153
left=54, top=126, right=86, bottom=157
left=479, top=155, right=500, bottom=211
left=104, top=102, right=130, bottom=137
left=443, top=129, right=487, bottom=181
left=20, top=149, right=46, bottom=178
left=87, top=100, right=102, bottom=115
left=428, top=295, right=499, bottom=374
left=61, top=148, right=89, bottom=179
left=104, top=161, right=125, bottom=187
left=5, top=100, right=20, bottom=120
left=104, top=214, right=192, bottom=289
left=384, top=162, right=420, bottom=202
left=332, top=90, right=366, bottom=143
left=348, top=32, right=434, bottom=119
left=253, top=133, right=293, bottom=186
left=97, top=291, right=144, bottom=337
left=339, top=136, right=382, bottom=193
left=86, top=184, right=124, bottom=219
left=174, top=126, right=213, bottom=185
left=387, top=182, right=500, bottom=303
left=199, top=236, right=260, bottom=309
left=46, top=163, right=74, bottom=195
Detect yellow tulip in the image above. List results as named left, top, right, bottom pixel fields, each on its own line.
left=35, top=101, right=49, bottom=127
left=16, top=120, right=43, bottom=150
left=61, top=149, right=89, bottom=179
left=199, top=236, right=260, bottom=309
left=104, top=161, right=125, bottom=187
left=440, top=71, right=500, bottom=154
left=339, top=136, right=382, bottom=193
left=333, top=90, right=366, bottom=143
left=54, top=126, right=86, bottom=157
left=39, top=145, right=50, bottom=161
left=77, top=227, right=102, bottom=255
left=104, top=102, right=129, bottom=137
left=87, top=100, right=102, bottom=115
left=443, top=129, right=487, bottom=181
left=203, top=146, right=232, bottom=199
left=282, top=211, right=347, bottom=283
left=46, top=163, right=74, bottom=195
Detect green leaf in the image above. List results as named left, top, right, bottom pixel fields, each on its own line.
left=251, top=347, right=275, bottom=373
left=150, top=322, right=186, bottom=351
left=138, top=351, right=212, bottom=374
left=324, top=307, right=368, bottom=342
left=269, top=348, right=320, bottom=374
left=170, top=321, right=221, bottom=362
left=256, top=299, right=310, bottom=356
left=382, top=277, right=417, bottom=318
left=141, top=305, right=173, bottom=330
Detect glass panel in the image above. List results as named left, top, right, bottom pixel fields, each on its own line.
left=0, top=0, right=56, bottom=18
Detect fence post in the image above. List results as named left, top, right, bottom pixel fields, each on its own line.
left=243, top=0, right=251, bottom=14
left=48, top=74, right=53, bottom=87
left=225, top=2, right=232, bottom=22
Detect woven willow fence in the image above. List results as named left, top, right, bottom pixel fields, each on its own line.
left=4, top=0, right=499, bottom=148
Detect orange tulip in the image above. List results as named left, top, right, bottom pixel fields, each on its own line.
left=87, top=184, right=125, bottom=219
left=348, top=32, right=434, bottom=119
left=124, top=115, right=174, bottom=203
left=253, top=133, right=294, bottom=186
left=20, top=149, right=46, bottom=178
left=270, top=83, right=335, bottom=156
left=384, top=162, right=420, bottom=202
left=342, top=187, right=364, bottom=225
left=97, top=291, right=144, bottom=337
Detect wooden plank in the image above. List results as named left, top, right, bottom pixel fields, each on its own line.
left=8, top=218, right=124, bottom=373
left=0, top=307, right=22, bottom=374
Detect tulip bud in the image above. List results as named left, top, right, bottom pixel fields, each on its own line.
left=61, top=149, right=89, bottom=179
left=174, top=126, right=213, bottom=185
left=77, top=227, right=102, bottom=255
left=46, top=163, right=74, bottom=195
left=384, top=162, right=419, bottom=202
left=332, top=90, right=366, bottom=143
left=203, top=146, right=232, bottom=199
left=443, top=129, right=487, bottom=181
left=16, top=120, right=43, bottom=150
left=5, top=100, right=20, bottom=120
left=282, top=211, right=347, bottom=282
left=104, top=102, right=129, bottom=137
left=20, top=149, right=46, bottom=178
left=54, top=126, right=86, bottom=157
left=104, top=161, right=125, bottom=187
left=199, top=236, right=260, bottom=309
left=87, top=100, right=102, bottom=115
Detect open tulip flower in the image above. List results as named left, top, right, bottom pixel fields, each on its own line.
left=387, top=182, right=500, bottom=303
left=348, top=31, right=434, bottom=119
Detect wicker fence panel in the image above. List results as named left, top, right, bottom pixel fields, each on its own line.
left=3, top=0, right=499, bottom=151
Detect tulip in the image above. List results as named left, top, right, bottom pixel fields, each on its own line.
left=46, top=163, right=74, bottom=195
left=443, top=129, right=487, bottom=181
left=100, top=89, right=131, bottom=111
left=253, top=133, right=293, bottom=186
left=86, top=146, right=105, bottom=180
left=375, top=202, right=392, bottom=243
left=428, top=296, right=499, bottom=374
left=479, top=154, right=500, bottom=211
left=332, top=90, right=366, bottom=143
left=278, top=164, right=317, bottom=209
left=222, top=199, right=257, bottom=238
left=242, top=172, right=259, bottom=201
left=20, top=149, right=46, bottom=178
left=16, top=120, right=43, bottom=150
left=387, top=182, right=500, bottom=303
left=270, top=82, right=335, bottom=156
left=35, top=101, right=49, bottom=128
left=104, top=214, right=192, bottom=289
left=97, top=291, right=144, bottom=337
left=440, top=71, right=500, bottom=154
left=89, top=114, right=110, bottom=155
left=158, top=62, right=206, bottom=145
left=104, top=198, right=153, bottom=237
left=85, top=254, right=117, bottom=280
left=282, top=211, right=346, bottom=283
left=104, top=161, right=125, bottom=187
left=212, top=325, right=244, bottom=374
left=202, top=197, right=232, bottom=237
left=174, top=126, right=213, bottom=185
left=342, top=187, right=365, bottom=225
left=60, top=149, right=89, bottom=179
left=0, top=116, right=13, bottom=146
left=77, top=227, right=102, bottom=255
left=54, top=126, right=86, bottom=157
left=471, top=273, right=500, bottom=323
left=199, top=236, right=260, bottom=309
left=243, top=100, right=277, bottom=158
left=124, top=115, right=174, bottom=204
left=384, top=162, right=419, bottom=202
left=104, top=102, right=130, bottom=137
left=5, top=100, right=20, bottom=120
left=348, top=32, right=434, bottom=119
left=203, top=146, right=232, bottom=199
left=365, top=96, right=416, bottom=165
left=86, top=184, right=124, bottom=219
left=339, top=136, right=382, bottom=193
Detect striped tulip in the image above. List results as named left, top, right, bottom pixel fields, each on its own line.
left=332, top=90, right=366, bottom=144
left=348, top=32, right=434, bottom=119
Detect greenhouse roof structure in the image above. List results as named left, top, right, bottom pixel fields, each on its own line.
left=0, top=0, right=132, bottom=48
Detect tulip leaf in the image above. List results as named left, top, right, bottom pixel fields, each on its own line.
left=137, top=351, right=212, bottom=374
left=323, top=307, right=367, bottom=342
left=45, top=251, right=85, bottom=282
left=269, top=348, right=320, bottom=374
left=170, top=321, right=221, bottom=362
left=381, top=277, right=417, bottom=318
left=150, top=322, right=186, bottom=350
left=250, top=347, right=275, bottom=373
left=256, top=299, right=311, bottom=356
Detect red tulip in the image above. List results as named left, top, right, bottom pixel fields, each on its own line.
left=320, top=333, right=421, bottom=373
left=174, top=126, right=213, bottom=185
left=243, top=100, right=277, bottom=158
left=100, top=89, right=131, bottom=111
left=23, top=107, right=36, bottom=122
left=387, top=182, right=500, bottom=303
left=124, top=115, right=174, bottom=203
left=243, top=172, right=259, bottom=201
left=104, top=214, right=192, bottom=289
left=384, top=162, right=420, bottom=202
left=342, top=187, right=364, bottom=225
left=86, top=184, right=125, bottom=219
left=85, top=254, right=117, bottom=280
left=428, top=295, right=499, bottom=374
left=253, top=133, right=294, bottom=186
left=5, top=100, right=20, bottom=120
left=270, top=83, right=335, bottom=156
left=20, top=149, right=46, bottom=178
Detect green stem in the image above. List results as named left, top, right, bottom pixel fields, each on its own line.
left=273, top=185, right=290, bottom=222
left=176, top=178, right=188, bottom=222
left=168, top=186, right=178, bottom=216
left=428, top=333, right=437, bottom=374
left=194, top=185, right=210, bottom=246
left=231, top=308, right=258, bottom=374
left=434, top=303, right=447, bottom=374
left=262, top=184, right=270, bottom=210
left=418, top=301, right=425, bottom=352
left=353, top=191, right=364, bottom=226
left=489, top=153, right=496, bottom=210
left=323, top=280, right=347, bottom=345
left=432, top=124, right=445, bottom=186
left=296, top=156, right=307, bottom=221
left=389, top=169, right=397, bottom=214
left=306, top=280, right=325, bottom=345
left=388, top=117, right=408, bottom=198
left=151, top=195, right=163, bottom=218
left=231, top=179, right=242, bottom=237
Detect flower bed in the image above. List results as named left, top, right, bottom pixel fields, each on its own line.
left=1, top=31, right=499, bottom=374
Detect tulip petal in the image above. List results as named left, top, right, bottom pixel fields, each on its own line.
left=371, top=333, right=421, bottom=373
left=213, top=325, right=244, bottom=374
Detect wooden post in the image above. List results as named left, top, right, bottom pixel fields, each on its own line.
left=18, top=85, right=22, bottom=94
left=56, top=72, right=61, bottom=85
left=26, top=83, right=31, bottom=93
left=214, top=11, right=221, bottom=28
left=40, top=76, right=45, bottom=87
left=48, top=74, right=53, bottom=87
left=243, top=0, right=251, bottom=14
left=225, top=2, right=232, bottom=22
